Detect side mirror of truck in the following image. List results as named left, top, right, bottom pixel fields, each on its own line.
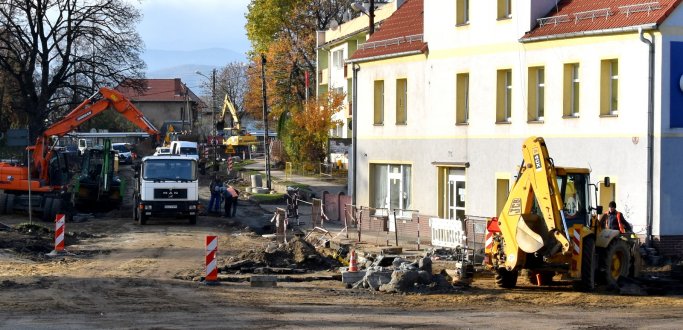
left=596, top=205, right=603, bottom=214
left=604, top=177, right=610, bottom=187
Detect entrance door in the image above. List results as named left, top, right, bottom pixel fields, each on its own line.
left=447, top=174, right=466, bottom=221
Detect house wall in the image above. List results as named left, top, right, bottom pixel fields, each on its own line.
left=355, top=1, right=683, bottom=250
left=133, top=101, right=188, bottom=132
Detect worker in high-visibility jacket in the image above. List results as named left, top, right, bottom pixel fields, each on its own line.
left=604, top=201, right=632, bottom=234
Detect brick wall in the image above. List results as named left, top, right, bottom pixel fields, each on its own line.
left=651, top=235, right=683, bottom=258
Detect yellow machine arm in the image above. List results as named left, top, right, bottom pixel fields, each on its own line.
left=217, top=94, right=240, bottom=130
left=497, top=136, right=571, bottom=270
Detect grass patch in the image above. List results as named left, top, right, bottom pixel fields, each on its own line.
left=250, top=193, right=285, bottom=204
left=277, top=181, right=310, bottom=190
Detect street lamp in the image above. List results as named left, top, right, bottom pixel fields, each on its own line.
left=352, top=0, right=376, bottom=35
left=196, top=69, right=218, bottom=165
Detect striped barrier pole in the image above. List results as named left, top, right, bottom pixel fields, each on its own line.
left=204, top=235, right=219, bottom=285
left=54, top=214, right=65, bottom=252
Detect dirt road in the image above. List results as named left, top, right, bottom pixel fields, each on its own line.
left=1, top=180, right=682, bottom=328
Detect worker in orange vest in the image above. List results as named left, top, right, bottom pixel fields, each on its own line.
left=604, top=201, right=632, bottom=234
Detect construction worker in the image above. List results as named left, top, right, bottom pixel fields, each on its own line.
left=225, top=185, right=239, bottom=218
left=207, top=176, right=223, bottom=215
left=603, top=201, right=632, bottom=234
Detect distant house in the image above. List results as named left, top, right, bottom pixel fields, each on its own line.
left=116, top=78, right=205, bottom=135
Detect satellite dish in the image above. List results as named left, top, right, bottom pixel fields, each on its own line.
left=329, top=19, right=339, bottom=30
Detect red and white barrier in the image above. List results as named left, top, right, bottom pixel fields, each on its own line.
left=205, top=235, right=218, bottom=284
left=54, top=213, right=65, bottom=252
left=348, top=249, right=358, bottom=272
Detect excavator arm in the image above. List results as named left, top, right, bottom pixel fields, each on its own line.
left=34, top=87, right=159, bottom=183
left=496, top=136, right=571, bottom=270
left=216, top=94, right=240, bottom=131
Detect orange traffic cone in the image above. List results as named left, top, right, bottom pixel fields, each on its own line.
left=348, top=249, right=358, bottom=272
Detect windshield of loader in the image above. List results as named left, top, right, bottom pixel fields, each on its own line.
left=558, top=173, right=589, bottom=226
left=143, top=159, right=197, bottom=181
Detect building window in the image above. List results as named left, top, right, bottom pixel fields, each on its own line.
left=601, top=59, right=619, bottom=116
left=496, top=178, right=510, bottom=216
left=497, top=0, right=512, bottom=19
left=599, top=181, right=616, bottom=211
left=396, top=78, right=407, bottom=125
left=374, top=80, right=384, bottom=125
left=496, top=69, right=512, bottom=123
left=456, top=73, right=469, bottom=124
left=527, top=66, right=544, bottom=122
left=456, top=0, right=469, bottom=25
left=332, top=49, right=344, bottom=69
left=563, top=63, right=580, bottom=117
left=370, top=164, right=412, bottom=215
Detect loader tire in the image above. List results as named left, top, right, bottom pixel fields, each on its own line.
left=603, top=239, right=631, bottom=288
left=576, top=236, right=596, bottom=291
left=495, top=268, right=518, bottom=288
left=0, top=192, right=7, bottom=214
left=42, top=198, right=54, bottom=222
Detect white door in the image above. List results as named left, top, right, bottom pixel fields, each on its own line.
left=447, top=174, right=466, bottom=221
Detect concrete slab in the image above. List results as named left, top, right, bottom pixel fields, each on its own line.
left=341, top=270, right=365, bottom=284
left=250, top=275, right=277, bottom=287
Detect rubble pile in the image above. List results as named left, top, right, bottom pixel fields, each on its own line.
left=350, top=254, right=457, bottom=294
left=222, top=236, right=341, bottom=274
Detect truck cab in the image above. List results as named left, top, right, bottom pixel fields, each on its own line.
left=133, top=155, right=199, bottom=225
left=169, top=141, right=199, bottom=161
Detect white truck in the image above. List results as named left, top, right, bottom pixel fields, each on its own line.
left=133, top=155, right=200, bottom=225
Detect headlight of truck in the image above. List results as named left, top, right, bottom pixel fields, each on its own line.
left=189, top=205, right=197, bottom=210
left=144, top=205, right=152, bottom=210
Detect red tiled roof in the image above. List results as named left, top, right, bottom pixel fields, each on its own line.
left=350, top=0, right=427, bottom=62
left=116, top=79, right=203, bottom=104
left=523, top=0, right=682, bottom=41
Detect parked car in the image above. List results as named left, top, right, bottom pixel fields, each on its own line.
left=112, top=143, right=133, bottom=164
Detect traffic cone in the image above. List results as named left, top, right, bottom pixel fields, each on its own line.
left=348, top=249, right=358, bottom=272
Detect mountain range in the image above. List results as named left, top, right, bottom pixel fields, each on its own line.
left=142, top=48, right=247, bottom=91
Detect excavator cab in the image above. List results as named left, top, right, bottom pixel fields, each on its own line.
left=556, top=170, right=591, bottom=229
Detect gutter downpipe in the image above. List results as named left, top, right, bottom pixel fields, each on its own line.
left=639, top=27, right=655, bottom=247
left=352, top=62, right=360, bottom=207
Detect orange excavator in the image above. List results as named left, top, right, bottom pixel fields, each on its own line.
left=0, top=87, right=159, bottom=220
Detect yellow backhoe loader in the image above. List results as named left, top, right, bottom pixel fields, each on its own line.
left=485, top=136, right=641, bottom=290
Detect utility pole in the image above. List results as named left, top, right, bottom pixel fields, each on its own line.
left=369, top=0, right=375, bottom=35
left=212, top=68, right=217, bottom=165
left=261, top=54, right=271, bottom=190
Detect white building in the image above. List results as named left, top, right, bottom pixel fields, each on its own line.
left=348, top=0, right=683, bottom=256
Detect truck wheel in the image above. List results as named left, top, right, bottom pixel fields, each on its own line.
left=51, top=199, right=63, bottom=221
left=495, top=268, right=518, bottom=288
left=42, top=197, right=54, bottom=222
left=602, top=239, right=631, bottom=288
left=0, top=192, right=7, bottom=214
left=5, top=194, right=15, bottom=214
left=188, top=214, right=197, bottom=225
left=576, top=236, right=596, bottom=291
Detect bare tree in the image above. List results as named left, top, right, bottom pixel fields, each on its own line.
left=215, top=62, right=248, bottom=128
left=0, top=0, right=145, bottom=137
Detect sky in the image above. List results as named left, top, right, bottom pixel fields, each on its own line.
left=133, top=0, right=252, bottom=54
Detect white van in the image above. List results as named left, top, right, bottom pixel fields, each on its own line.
left=170, top=141, right=199, bottom=161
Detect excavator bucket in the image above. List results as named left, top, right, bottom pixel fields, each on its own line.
left=516, top=213, right=545, bottom=253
